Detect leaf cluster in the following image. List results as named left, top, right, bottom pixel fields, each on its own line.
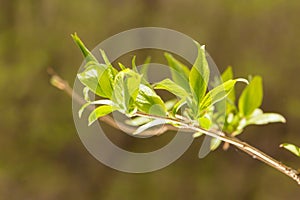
left=72, top=33, right=286, bottom=150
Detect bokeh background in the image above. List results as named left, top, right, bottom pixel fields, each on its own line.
left=1, top=0, right=300, bottom=199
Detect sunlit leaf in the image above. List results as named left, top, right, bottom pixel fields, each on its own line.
left=118, top=62, right=126, bottom=70
left=200, top=78, right=247, bottom=112
left=235, top=118, right=247, bottom=133
left=247, top=113, right=286, bottom=125
left=141, top=57, right=151, bottom=75
left=198, top=117, right=212, bottom=130
left=221, top=66, right=236, bottom=107
left=164, top=53, right=190, bottom=91
left=238, top=76, right=263, bottom=117
left=112, top=69, right=141, bottom=114
left=135, top=84, right=167, bottom=116
left=131, top=56, right=138, bottom=72
left=210, top=138, right=222, bottom=151
left=88, top=105, right=117, bottom=125
left=280, top=143, right=300, bottom=157
left=71, top=33, right=98, bottom=63
left=189, top=42, right=210, bottom=112
left=164, top=99, right=177, bottom=111
left=154, top=78, right=189, bottom=99
left=77, top=63, right=113, bottom=98
left=172, top=98, right=187, bottom=116
left=99, top=49, right=118, bottom=85
left=193, top=132, right=203, bottom=138
left=79, top=99, right=114, bottom=118
left=100, top=49, right=112, bottom=68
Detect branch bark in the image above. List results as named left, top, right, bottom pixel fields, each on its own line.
left=49, top=69, right=300, bottom=186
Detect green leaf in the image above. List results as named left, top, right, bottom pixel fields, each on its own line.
left=189, top=42, right=210, bottom=110
left=99, top=49, right=118, bottom=85
left=221, top=66, right=234, bottom=82
left=247, top=113, right=286, bottom=125
left=100, top=49, right=112, bottom=68
left=88, top=105, right=116, bottom=125
left=164, top=99, right=177, bottom=111
left=221, top=66, right=236, bottom=104
left=198, top=117, right=212, bottom=130
left=135, top=84, right=167, bottom=116
left=238, top=76, right=263, bottom=117
left=280, top=143, right=300, bottom=157
left=164, top=53, right=190, bottom=91
left=171, top=98, right=187, bottom=116
left=133, top=119, right=166, bottom=135
left=141, top=57, right=151, bottom=76
left=235, top=118, right=247, bottom=135
left=79, top=99, right=114, bottom=118
left=125, top=117, right=152, bottom=126
left=118, top=62, right=126, bottom=70
left=77, top=62, right=113, bottom=98
left=192, top=132, right=204, bottom=138
left=71, top=33, right=98, bottom=63
left=210, top=138, right=222, bottom=151
left=154, top=78, right=189, bottom=99
left=112, top=69, right=141, bottom=113
left=200, top=78, right=247, bottom=112
left=131, top=56, right=138, bottom=72
left=138, top=56, right=151, bottom=85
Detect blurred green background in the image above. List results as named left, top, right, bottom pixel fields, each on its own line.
left=1, top=0, right=300, bottom=199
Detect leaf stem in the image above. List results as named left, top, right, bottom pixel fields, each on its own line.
left=49, top=71, right=300, bottom=186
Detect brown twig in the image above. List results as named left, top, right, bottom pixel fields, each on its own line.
left=49, top=69, right=300, bottom=186
left=48, top=68, right=192, bottom=137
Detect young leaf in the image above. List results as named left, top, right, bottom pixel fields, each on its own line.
left=171, top=98, right=187, bottom=116
left=125, top=117, right=152, bottom=126
left=79, top=99, right=114, bottom=118
left=164, top=53, right=190, bottom=91
left=221, top=66, right=234, bottom=82
left=247, top=113, right=286, bottom=125
left=77, top=63, right=113, bottom=98
left=280, top=143, right=300, bottom=157
left=164, top=99, right=178, bottom=111
left=118, top=62, right=126, bottom=70
left=100, top=49, right=113, bottom=68
left=210, top=138, right=222, bottom=151
left=189, top=42, right=210, bottom=109
left=88, top=105, right=117, bottom=125
left=193, top=132, right=204, bottom=138
left=238, top=76, right=263, bottom=117
left=99, top=49, right=118, bottom=85
left=133, top=119, right=166, bottom=135
left=154, top=78, right=189, bottom=99
left=198, top=117, right=212, bottom=130
left=112, top=69, right=141, bottom=114
left=131, top=56, right=138, bottom=72
left=71, top=33, right=98, bottom=63
left=221, top=66, right=236, bottom=104
left=135, top=84, right=167, bottom=116
left=199, top=79, right=247, bottom=111
left=141, top=57, right=151, bottom=76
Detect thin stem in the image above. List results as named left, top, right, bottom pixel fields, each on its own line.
left=49, top=70, right=300, bottom=186
left=134, top=112, right=300, bottom=185
left=48, top=68, right=192, bottom=137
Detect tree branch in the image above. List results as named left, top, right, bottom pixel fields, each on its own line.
left=48, top=69, right=300, bottom=186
